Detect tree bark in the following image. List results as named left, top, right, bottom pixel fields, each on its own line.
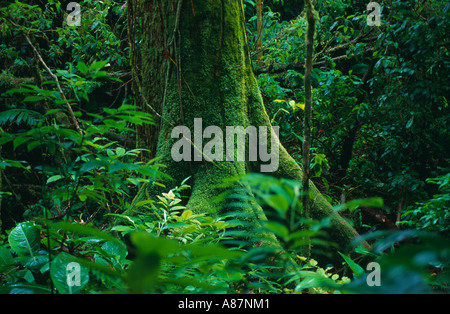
left=256, top=0, right=264, bottom=65
left=301, top=0, right=316, bottom=257
left=125, top=0, right=364, bottom=261
left=301, top=1, right=315, bottom=215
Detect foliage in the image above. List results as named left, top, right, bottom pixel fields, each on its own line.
left=344, top=230, right=450, bottom=293
left=248, top=0, right=449, bottom=232
left=0, top=173, right=363, bottom=294
left=0, top=0, right=449, bottom=295
left=0, top=218, right=244, bottom=294
left=400, top=173, right=450, bottom=235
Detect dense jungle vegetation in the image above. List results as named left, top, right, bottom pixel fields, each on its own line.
left=0, top=0, right=449, bottom=294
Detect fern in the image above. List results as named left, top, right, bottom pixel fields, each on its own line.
left=0, top=109, right=44, bottom=127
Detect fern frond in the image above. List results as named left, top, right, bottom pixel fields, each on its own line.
left=0, top=109, right=44, bottom=126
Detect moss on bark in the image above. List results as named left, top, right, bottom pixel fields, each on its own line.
left=126, top=0, right=365, bottom=262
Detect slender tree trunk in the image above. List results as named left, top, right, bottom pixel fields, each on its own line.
left=256, top=0, right=264, bottom=65
left=0, top=147, right=2, bottom=233
left=301, top=0, right=316, bottom=257
left=126, top=0, right=364, bottom=261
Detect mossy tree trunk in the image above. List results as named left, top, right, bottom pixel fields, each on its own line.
left=126, top=0, right=363, bottom=258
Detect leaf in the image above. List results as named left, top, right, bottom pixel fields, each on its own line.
left=181, top=210, right=193, bottom=220
left=126, top=252, right=160, bottom=293
left=109, top=161, right=133, bottom=173
left=0, top=109, right=43, bottom=126
left=88, top=60, right=108, bottom=72
left=0, top=159, right=28, bottom=171
left=50, top=221, right=121, bottom=244
left=115, top=147, right=126, bottom=156
left=296, top=103, right=305, bottom=110
left=260, top=193, right=291, bottom=213
left=334, top=197, right=384, bottom=213
left=287, top=271, right=341, bottom=291
left=0, top=283, right=51, bottom=294
left=47, top=175, right=64, bottom=184
left=186, top=244, right=242, bottom=261
left=23, top=96, right=46, bottom=102
left=79, top=159, right=107, bottom=174
left=0, top=132, right=13, bottom=146
left=406, top=116, right=414, bottom=129
left=77, top=61, right=88, bottom=74
left=263, top=221, right=289, bottom=240
left=90, top=71, right=110, bottom=79
left=134, top=200, right=155, bottom=207
left=8, top=222, right=40, bottom=257
left=101, top=241, right=128, bottom=262
left=0, top=246, right=14, bottom=271
left=338, top=252, right=365, bottom=277
left=27, top=140, right=42, bottom=152
left=2, top=88, right=35, bottom=95
left=111, top=225, right=134, bottom=235
left=130, top=232, right=179, bottom=257
left=51, top=128, right=83, bottom=145
left=13, top=136, right=29, bottom=150
left=50, top=252, right=89, bottom=294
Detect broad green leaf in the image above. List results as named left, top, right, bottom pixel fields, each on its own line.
left=77, top=61, right=88, bottom=74
left=260, top=193, right=290, bottom=213
left=50, top=252, right=89, bottom=294
left=101, top=240, right=128, bottom=262
left=8, top=222, right=40, bottom=257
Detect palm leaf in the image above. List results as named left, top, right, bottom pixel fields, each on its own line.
left=0, top=109, right=44, bottom=127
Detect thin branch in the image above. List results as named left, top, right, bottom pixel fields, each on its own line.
left=24, top=35, right=83, bottom=135
left=255, top=54, right=348, bottom=74
left=314, top=27, right=376, bottom=61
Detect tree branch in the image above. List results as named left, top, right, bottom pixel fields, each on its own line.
left=24, top=35, right=83, bottom=135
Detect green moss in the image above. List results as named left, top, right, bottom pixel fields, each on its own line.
left=126, top=0, right=365, bottom=264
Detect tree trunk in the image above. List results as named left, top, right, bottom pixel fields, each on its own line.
left=256, top=0, right=264, bottom=65
left=301, top=0, right=316, bottom=257
left=126, top=0, right=363, bottom=261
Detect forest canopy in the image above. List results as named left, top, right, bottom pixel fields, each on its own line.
left=0, top=0, right=449, bottom=295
